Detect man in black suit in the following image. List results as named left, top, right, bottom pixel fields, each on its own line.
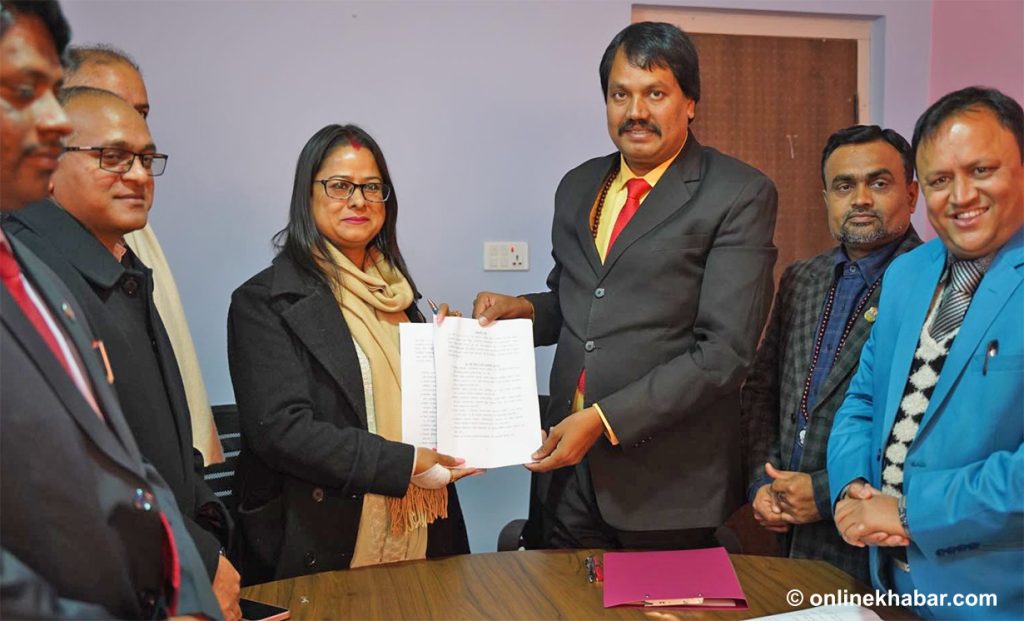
left=0, top=1, right=220, bottom=617
left=5, top=88, right=239, bottom=619
left=474, top=22, right=778, bottom=548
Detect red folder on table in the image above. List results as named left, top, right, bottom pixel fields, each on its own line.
left=602, top=546, right=748, bottom=609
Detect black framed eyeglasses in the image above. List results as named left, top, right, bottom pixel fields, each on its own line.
left=316, top=178, right=391, bottom=202
left=62, top=146, right=168, bottom=176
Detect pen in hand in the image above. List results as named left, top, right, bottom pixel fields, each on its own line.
left=427, top=298, right=463, bottom=324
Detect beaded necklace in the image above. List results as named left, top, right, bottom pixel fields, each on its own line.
left=589, top=164, right=621, bottom=239
left=797, top=272, right=882, bottom=424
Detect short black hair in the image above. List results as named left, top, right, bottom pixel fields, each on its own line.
left=821, top=125, right=914, bottom=187
left=912, top=86, right=1024, bottom=163
left=0, top=1, right=71, bottom=58
left=66, top=44, right=142, bottom=78
left=599, top=22, right=700, bottom=105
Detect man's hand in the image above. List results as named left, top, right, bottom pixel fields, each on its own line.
left=525, top=407, right=605, bottom=472
left=834, top=492, right=910, bottom=548
left=211, top=554, right=241, bottom=621
left=472, top=291, right=533, bottom=326
left=752, top=483, right=790, bottom=533
left=765, top=463, right=820, bottom=524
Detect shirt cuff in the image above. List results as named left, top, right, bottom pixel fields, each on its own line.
left=592, top=403, right=619, bottom=446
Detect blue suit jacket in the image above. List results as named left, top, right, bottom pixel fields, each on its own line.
left=828, top=229, right=1024, bottom=619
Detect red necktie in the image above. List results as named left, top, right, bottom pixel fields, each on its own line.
left=607, top=177, right=651, bottom=251
left=575, top=179, right=653, bottom=405
left=1, top=241, right=74, bottom=378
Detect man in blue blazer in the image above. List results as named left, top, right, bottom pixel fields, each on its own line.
left=827, top=87, right=1023, bottom=619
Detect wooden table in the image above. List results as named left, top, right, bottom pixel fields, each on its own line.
left=242, top=550, right=917, bottom=620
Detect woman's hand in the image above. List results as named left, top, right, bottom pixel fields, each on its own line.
left=411, top=448, right=485, bottom=488
left=413, top=447, right=461, bottom=475
left=435, top=302, right=463, bottom=325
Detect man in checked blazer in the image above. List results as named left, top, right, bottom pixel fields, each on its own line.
left=743, top=125, right=922, bottom=581
left=473, top=22, right=778, bottom=548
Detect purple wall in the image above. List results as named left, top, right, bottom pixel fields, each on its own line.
left=930, top=0, right=1023, bottom=103
left=60, top=0, right=985, bottom=553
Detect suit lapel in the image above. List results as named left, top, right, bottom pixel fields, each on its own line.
left=601, top=137, right=701, bottom=275
left=271, top=258, right=368, bottom=427
left=795, top=256, right=834, bottom=404
left=811, top=283, right=880, bottom=415
left=283, top=290, right=367, bottom=427
left=812, top=230, right=923, bottom=414
left=5, top=243, right=144, bottom=473
left=880, top=242, right=946, bottom=440
left=573, top=156, right=616, bottom=277
left=919, top=232, right=1024, bottom=431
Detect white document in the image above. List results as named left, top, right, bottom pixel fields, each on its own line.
left=400, top=318, right=541, bottom=468
left=748, top=604, right=883, bottom=621
left=399, top=323, right=438, bottom=449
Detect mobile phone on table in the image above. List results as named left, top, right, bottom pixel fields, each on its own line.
left=240, top=597, right=290, bottom=621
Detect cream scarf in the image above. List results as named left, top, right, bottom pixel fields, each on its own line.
left=321, top=245, right=447, bottom=567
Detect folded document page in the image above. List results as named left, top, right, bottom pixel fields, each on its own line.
left=400, top=318, right=541, bottom=468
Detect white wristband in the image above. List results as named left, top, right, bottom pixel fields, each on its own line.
left=411, top=463, right=452, bottom=489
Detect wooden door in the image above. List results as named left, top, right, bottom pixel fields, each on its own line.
left=688, top=32, right=859, bottom=282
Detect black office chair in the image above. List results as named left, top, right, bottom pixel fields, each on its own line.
left=203, top=404, right=241, bottom=521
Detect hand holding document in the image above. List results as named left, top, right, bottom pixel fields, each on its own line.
left=400, top=317, right=542, bottom=469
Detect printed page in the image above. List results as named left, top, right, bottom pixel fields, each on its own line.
left=399, top=322, right=438, bottom=449
left=433, top=317, right=542, bottom=468
left=748, top=604, right=882, bottom=621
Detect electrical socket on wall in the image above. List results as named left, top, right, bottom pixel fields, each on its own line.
left=483, top=241, right=529, bottom=271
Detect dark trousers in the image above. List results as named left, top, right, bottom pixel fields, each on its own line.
left=538, top=459, right=718, bottom=550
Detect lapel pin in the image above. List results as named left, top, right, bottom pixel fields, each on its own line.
left=61, top=302, right=75, bottom=321
left=864, top=306, right=878, bottom=323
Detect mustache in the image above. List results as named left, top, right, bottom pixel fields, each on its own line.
left=843, top=208, right=881, bottom=223
left=618, top=120, right=662, bottom=136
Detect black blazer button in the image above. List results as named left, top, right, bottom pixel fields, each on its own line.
left=121, top=277, right=139, bottom=296
left=138, top=588, right=157, bottom=617
left=304, top=551, right=317, bottom=567
left=594, top=288, right=605, bottom=298
left=312, top=488, right=325, bottom=502
left=584, top=340, right=595, bottom=352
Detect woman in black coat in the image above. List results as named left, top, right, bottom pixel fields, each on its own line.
left=227, top=124, right=472, bottom=584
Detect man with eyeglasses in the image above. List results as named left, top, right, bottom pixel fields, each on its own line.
left=5, top=86, right=240, bottom=621
left=64, top=44, right=228, bottom=472
left=1, top=2, right=220, bottom=618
